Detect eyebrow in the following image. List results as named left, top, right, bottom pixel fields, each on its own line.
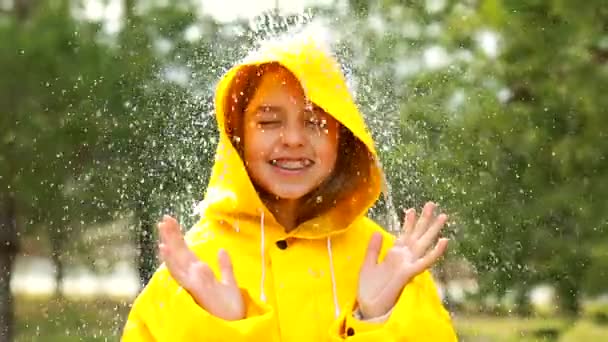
left=254, top=105, right=286, bottom=115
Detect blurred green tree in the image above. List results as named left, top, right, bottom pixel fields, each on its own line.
left=0, top=0, right=128, bottom=337
left=337, top=0, right=608, bottom=316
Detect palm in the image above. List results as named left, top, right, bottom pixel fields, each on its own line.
left=358, top=246, right=415, bottom=308
left=358, top=202, right=449, bottom=319
left=158, top=215, right=245, bottom=321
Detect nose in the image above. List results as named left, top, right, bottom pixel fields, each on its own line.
left=280, top=121, right=306, bottom=147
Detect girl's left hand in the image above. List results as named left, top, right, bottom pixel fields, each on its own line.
left=357, top=201, right=449, bottom=319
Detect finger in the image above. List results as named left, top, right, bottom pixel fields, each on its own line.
left=158, top=223, right=172, bottom=255
left=158, top=242, right=169, bottom=263
left=159, top=217, right=200, bottom=277
left=159, top=223, right=186, bottom=267
left=160, top=214, right=180, bottom=233
left=411, top=202, right=436, bottom=240
left=159, top=242, right=186, bottom=280
left=363, top=232, right=383, bottom=267
left=414, top=238, right=449, bottom=274
left=159, top=241, right=184, bottom=272
left=218, top=249, right=238, bottom=286
left=396, top=208, right=416, bottom=246
left=415, top=213, right=448, bottom=257
left=193, top=261, right=215, bottom=285
left=159, top=216, right=187, bottom=252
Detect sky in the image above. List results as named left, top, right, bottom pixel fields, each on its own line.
left=200, top=0, right=333, bottom=22
left=83, top=0, right=334, bottom=33
left=80, top=0, right=498, bottom=75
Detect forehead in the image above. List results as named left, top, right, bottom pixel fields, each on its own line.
left=242, top=66, right=336, bottom=122
left=252, top=67, right=306, bottom=102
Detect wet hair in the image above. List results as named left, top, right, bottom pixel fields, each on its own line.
left=224, top=62, right=373, bottom=226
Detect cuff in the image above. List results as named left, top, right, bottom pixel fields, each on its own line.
left=340, top=302, right=390, bottom=337
left=353, top=306, right=393, bottom=323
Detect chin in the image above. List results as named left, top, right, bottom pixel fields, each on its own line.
left=266, top=185, right=313, bottom=200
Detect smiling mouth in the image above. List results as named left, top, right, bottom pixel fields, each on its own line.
left=269, top=158, right=314, bottom=170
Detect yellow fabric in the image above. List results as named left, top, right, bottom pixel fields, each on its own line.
left=122, top=32, right=457, bottom=342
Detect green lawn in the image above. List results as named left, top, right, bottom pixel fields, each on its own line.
left=455, top=315, right=608, bottom=342
left=15, top=296, right=131, bottom=342
left=13, top=296, right=608, bottom=341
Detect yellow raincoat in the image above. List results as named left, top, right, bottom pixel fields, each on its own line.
left=122, top=33, right=457, bottom=341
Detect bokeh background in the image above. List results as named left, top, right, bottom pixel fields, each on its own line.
left=1, top=0, right=607, bottom=341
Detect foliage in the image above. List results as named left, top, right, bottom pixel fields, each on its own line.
left=338, top=0, right=608, bottom=315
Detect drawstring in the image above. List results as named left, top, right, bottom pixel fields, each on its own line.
left=327, top=236, right=340, bottom=319
left=260, top=211, right=267, bottom=302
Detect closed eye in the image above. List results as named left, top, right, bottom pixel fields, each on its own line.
left=257, top=120, right=281, bottom=127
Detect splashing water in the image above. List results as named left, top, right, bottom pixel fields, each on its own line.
left=116, top=9, right=410, bottom=234
left=215, top=13, right=405, bottom=234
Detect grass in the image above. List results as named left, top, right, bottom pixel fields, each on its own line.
left=13, top=296, right=608, bottom=341
left=455, top=315, right=568, bottom=342
left=454, top=314, right=608, bottom=342
left=15, top=295, right=131, bottom=342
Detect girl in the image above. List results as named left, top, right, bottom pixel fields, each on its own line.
left=122, top=32, right=457, bottom=341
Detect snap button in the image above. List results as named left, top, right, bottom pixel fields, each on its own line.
left=346, top=327, right=355, bottom=336
left=275, top=239, right=288, bottom=250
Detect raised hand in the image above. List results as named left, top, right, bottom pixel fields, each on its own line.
left=158, top=215, right=245, bottom=321
left=357, top=202, right=449, bottom=319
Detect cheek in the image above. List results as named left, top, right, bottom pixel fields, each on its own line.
left=314, top=129, right=339, bottom=167
left=243, top=128, right=272, bottom=163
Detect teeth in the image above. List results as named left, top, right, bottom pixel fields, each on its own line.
left=271, top=159, right=311, bottom=169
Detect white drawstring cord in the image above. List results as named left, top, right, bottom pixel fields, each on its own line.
left=260, top=211, right=266, bottom=302
left=327, top=236, right=340, bottom=319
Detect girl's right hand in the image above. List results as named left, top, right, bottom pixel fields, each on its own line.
left=158, top=215, right=245, bottom=321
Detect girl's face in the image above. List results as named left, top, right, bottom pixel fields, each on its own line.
left=243, top=67, right=340, bottom=200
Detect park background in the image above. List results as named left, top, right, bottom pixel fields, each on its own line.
left=1, top=0, right=607, bottom=341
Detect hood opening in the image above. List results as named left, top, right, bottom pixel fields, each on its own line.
left=201, top=35, right=384, bottom=238
left=221, top=62, right=376, bottom=228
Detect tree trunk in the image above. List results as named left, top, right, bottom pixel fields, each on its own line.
left=0, top=252, right=15, bottom=342
left=49, top=230, right=64, bottom=298
left=13, top=0, right=31, bottom=21
left=514, top=286, right=531, bottom=316
left=556, top=279, right=580, bottom=316
left=555, top=269, right=584, bottom=316
left=0, top=193, right=18, bottom=342
left=122, top=0, right=156, bottom=288
left=553, top=249, right=590, bottom=317
left=135, top=206, right=157, bottom=287
left=124, top=0, right=136, bottom=27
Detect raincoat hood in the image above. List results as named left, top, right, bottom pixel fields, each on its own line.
left=199, top=33, right=383, bottom=239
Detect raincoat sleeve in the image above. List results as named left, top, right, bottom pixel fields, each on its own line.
left=121, top=267, right=279, bottom=342
left=329, top=270, right=456, bottom=341
left=328, top=271, right=456, bottom=341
